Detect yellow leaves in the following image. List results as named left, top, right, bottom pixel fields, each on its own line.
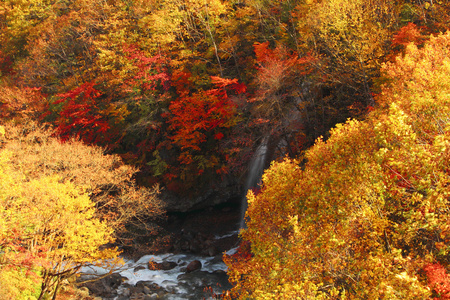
left=0, top=123, right=162, bottom=297
left=298, top=0, right=398, bottom=100
left=380, top=33, right=450, bottom=135
left=226, top=30, right=450, bottom=299
left=0, top=123, right=128, bottom=298
left=1, top=168, right=116, bottom=257
left=143, top=0, right=228, bottom=49
left=18, top=175, right=119, bottom=263
left=0, top=267, right=41, bottom=300
left=374, top=103, right=417, bottom=150
left=308, top=0, right=395, bottom=57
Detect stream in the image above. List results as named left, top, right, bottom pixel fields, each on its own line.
left=81, top=230, right=239, bottom=300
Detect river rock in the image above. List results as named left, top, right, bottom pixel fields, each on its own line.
left=181, top=229, right=194, bottom=240
left=185, top=260, right=202, bottom=273
left=177, top=270, right=233, bottom=298
left=180, top=240, right=190, bottom=251
left=134, top=265, right=146, bottom=272
left=78, top=273, right=123, bottom=298
left=148, top=260, right=177, bottom=270
left=189, top=241, right=200, bottom=253
left=127, top=281, right=162, bottom=297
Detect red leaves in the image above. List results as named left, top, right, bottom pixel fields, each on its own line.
left=172, top=70, right=192, bottom=96
left=424, top=263, right=450, bottom=299
left=168, top=89, right=232, bottom=150
left=122, top=44, right=170, bottom=93
left=55, top=82, right=101, bottom=104
left=214, top=132, right=224, bottom=140
left=53, top=82, right=111, bottom=144
left=0, top=50, right=13, bottom=75
left=254, top=41, right=279, bottom=64
left=228, top=240, right=253, bottom=262
left=166, top=72, right=243, bottom=156
left=251, top=41, right=314, bottom=106
left=254, top=41, right=315, bottom=73
left=254, top=42, right=299, bottom=92
left=210, top=76, right=247, bottom=94
left=388, top=23, right=427, bottom=60
left=154, top=71, right=246, bottom=183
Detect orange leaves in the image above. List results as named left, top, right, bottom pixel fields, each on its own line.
left=252, top=41, right=313, bottom=98
left=210, top=76, right=247, bottom=94
left=388, top=22, right=428, bottom=60
left=0, top=50, right=13, bottom=75
left=391, top=23, right=426, bottom=49
left=254, top=41, right=280, bottom=64
left=378, top=31, right=450, bottom=143
left=0, top=85, right=47, bottom=121
left=249, top=41, right=314, bottom=155
left=167, top=88, right=232, bottom=160
left=172, top=70, right=192, bottom=97
left=167, top=91, right=212, bottom=150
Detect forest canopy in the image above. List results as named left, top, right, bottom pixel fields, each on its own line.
left=2, top=0, right=448, bottom=193
left=1, top=0, right=450, bottom=298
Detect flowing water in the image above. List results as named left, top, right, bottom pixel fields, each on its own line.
left=239, top=138, right=269, bottom=228
left=81, top=233, right=239, bottom=299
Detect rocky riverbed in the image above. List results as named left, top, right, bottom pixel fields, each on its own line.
left=78, top=203, right=241, bottom=299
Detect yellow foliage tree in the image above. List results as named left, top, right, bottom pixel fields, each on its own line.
left=302, top=0, right=399, bottom=103
left=0, top=0, right=58, bottom=60
left=225, top=32, right=450, bottom=299
left=139, top=0, right=227, bottom=67
left=1, top=122, right=164, bottom=245
left=0, top=132, right=121, bottom=299
left=0, top=122, right=163, bottom=299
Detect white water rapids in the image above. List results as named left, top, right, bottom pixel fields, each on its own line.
left=81, top=233, right=239, bottom=299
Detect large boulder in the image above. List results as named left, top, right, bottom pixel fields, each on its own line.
left=185, top=260, right=202, bottom=273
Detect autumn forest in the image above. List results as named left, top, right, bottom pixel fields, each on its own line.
left=1, top=0, right=450, bottom=299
